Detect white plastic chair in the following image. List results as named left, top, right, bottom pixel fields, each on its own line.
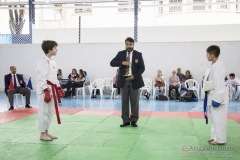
left=76, top=81, right=91, bottom=98
left=90, top=79, right=105, bottom=98
left=139, top=78, right=152, bottom=98
left=153, top=80, right=167, bottom=98
left=76, top=87, right=85, bottom=98
left=7, top=93, right=24, bottom=108
left=110, top=80, right=118, bottom=99
left=199, top=83, right=205, bottom=100
left=76, top=86, right=85, bottom=98
left=103, top=78, right=112, bottom=93
left=184, top=79, right=200, bottom=99
left=103, top=78, right=118, bottom=98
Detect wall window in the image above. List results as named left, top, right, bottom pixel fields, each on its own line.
left=169, top=0, right=182, bottom=4
left=220, top=4, right=228, bottom=9
left=75, top=3, right=92, bottom=14
left=193, top=0, right=205, bottom=3
left=193, top=5, right=205, bottom=10
left=193, top=0, right=205, bottom=11
left=215, top=0, right=229, bottom=10
left=159, top=0, right=163, bottom=14
left=216, top=0, right=228, bottom=2
left=42, top=4, right=62, bottom=21
left=169, top=6, right=182, bottom=12
left=118, top=0, right=141, bottom=12
left=169, top=0, right=182, bottom=13
left=193, top=0, right=205, bottom=10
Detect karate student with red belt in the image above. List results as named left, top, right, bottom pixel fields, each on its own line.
left=36, top=40, right=64, bottom=141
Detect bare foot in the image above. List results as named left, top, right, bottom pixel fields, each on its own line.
left=40, top=134, right=52, bottom=141
left=208, top=139, right=214, bottom=142
left=209, top=140, right=225, bottom=145
left=47, top=133, right=58, bottom=139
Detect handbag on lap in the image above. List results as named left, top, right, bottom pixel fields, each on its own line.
left=155, top=81, right=165, bottom=87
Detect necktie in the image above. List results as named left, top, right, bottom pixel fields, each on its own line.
left=125, top=52, right=131, bottom=75
left=13, top=75, right=17, bottom=88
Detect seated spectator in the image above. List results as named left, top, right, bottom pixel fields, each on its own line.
left=154, top=70, right=165, bottom=97
left=65, top=68, right=79, bottom=98
left=75, top=69, right=86, bottom=88
left=66, top=68, right=78, bottom=86
left=4, top=66, right=32, bottom=110
left=182, top=70, right=194, bottom=90
left=184, top=70, right=194, bottom=80
left=227, top=73, right=240, bottom=100
left=169, top=70, right=180, bottom=99
left=177, top=68, right=185, bottom=84
left=113, top=69, right=120, bottom=98
left=69, top=69, right=86, bottom=97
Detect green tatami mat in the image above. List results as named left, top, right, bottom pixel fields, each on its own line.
left=0, top=114, right=239, bottom=160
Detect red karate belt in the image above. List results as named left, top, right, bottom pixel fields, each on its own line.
left=47, top=80, right=61, bottom=124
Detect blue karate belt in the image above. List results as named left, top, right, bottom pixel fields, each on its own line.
left=235, top=85, right=239, bottom=92
left=203, top=91, right=208, bottom=124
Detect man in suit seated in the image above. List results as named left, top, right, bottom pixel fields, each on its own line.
left=4, top=66, right=32, bottom=110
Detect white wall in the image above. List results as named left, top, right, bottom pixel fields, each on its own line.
left=1, top=41, right=240, bottom=91
left=32, top=24, right=240, bottom=43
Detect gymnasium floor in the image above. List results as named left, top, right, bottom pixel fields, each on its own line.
left=0, top=91, right=239, bottom=160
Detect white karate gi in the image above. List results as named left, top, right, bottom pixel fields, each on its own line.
left=226, top=78, right=240, bottom=100
left=36, top=55, right=60, bottom=132
left=206, top=60, right=229, bottom=143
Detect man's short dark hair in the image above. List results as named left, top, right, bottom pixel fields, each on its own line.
left=206, top=45, right=220, bottom=58
left=41, top=40, right=58, bottom=54
left=10, top=66, right=16, bottom=69
left=125, top=37, right=134, bottom=44
left=229, top=73, right=235, bottom=78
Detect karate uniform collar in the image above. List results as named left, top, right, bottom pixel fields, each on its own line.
left=43, top=55, right=51, bottom=61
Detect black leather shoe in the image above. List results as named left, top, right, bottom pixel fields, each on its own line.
left=25, top=104, right=32, bottom=108
left=9, top=106, right=14, bottom=111
left=131, top=122, right=138, bottom=127
left=120, top=123, right=130, bottom=127
left=91, top=95, right=97, bottom=98
left=144, top=92, right=150, bottom=100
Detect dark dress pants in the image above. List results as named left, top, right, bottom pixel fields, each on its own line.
left=8, top=87, right=31, bottom=106
left=121, top=80, right=140, bottom=123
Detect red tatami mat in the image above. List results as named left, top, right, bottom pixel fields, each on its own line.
left=1, top=108, right=240, bottom=125
left=111, top=111, right=153, bottom=117
left=76, top=110, right=115, bottom=115
left=188, top=112, right=203, bottom=118
left=151, top=111, right=189, bottom=118
left=139, top=111, right=153, bottom=117
left=111, top=110, right=121, bottom=116
left=228, top=113, right=240, bottom=124
left=0, top=108, right=38, bottom=125
left=0, top=108, right=82, bottom=125
left=54, top=108, right=83, bottom=115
